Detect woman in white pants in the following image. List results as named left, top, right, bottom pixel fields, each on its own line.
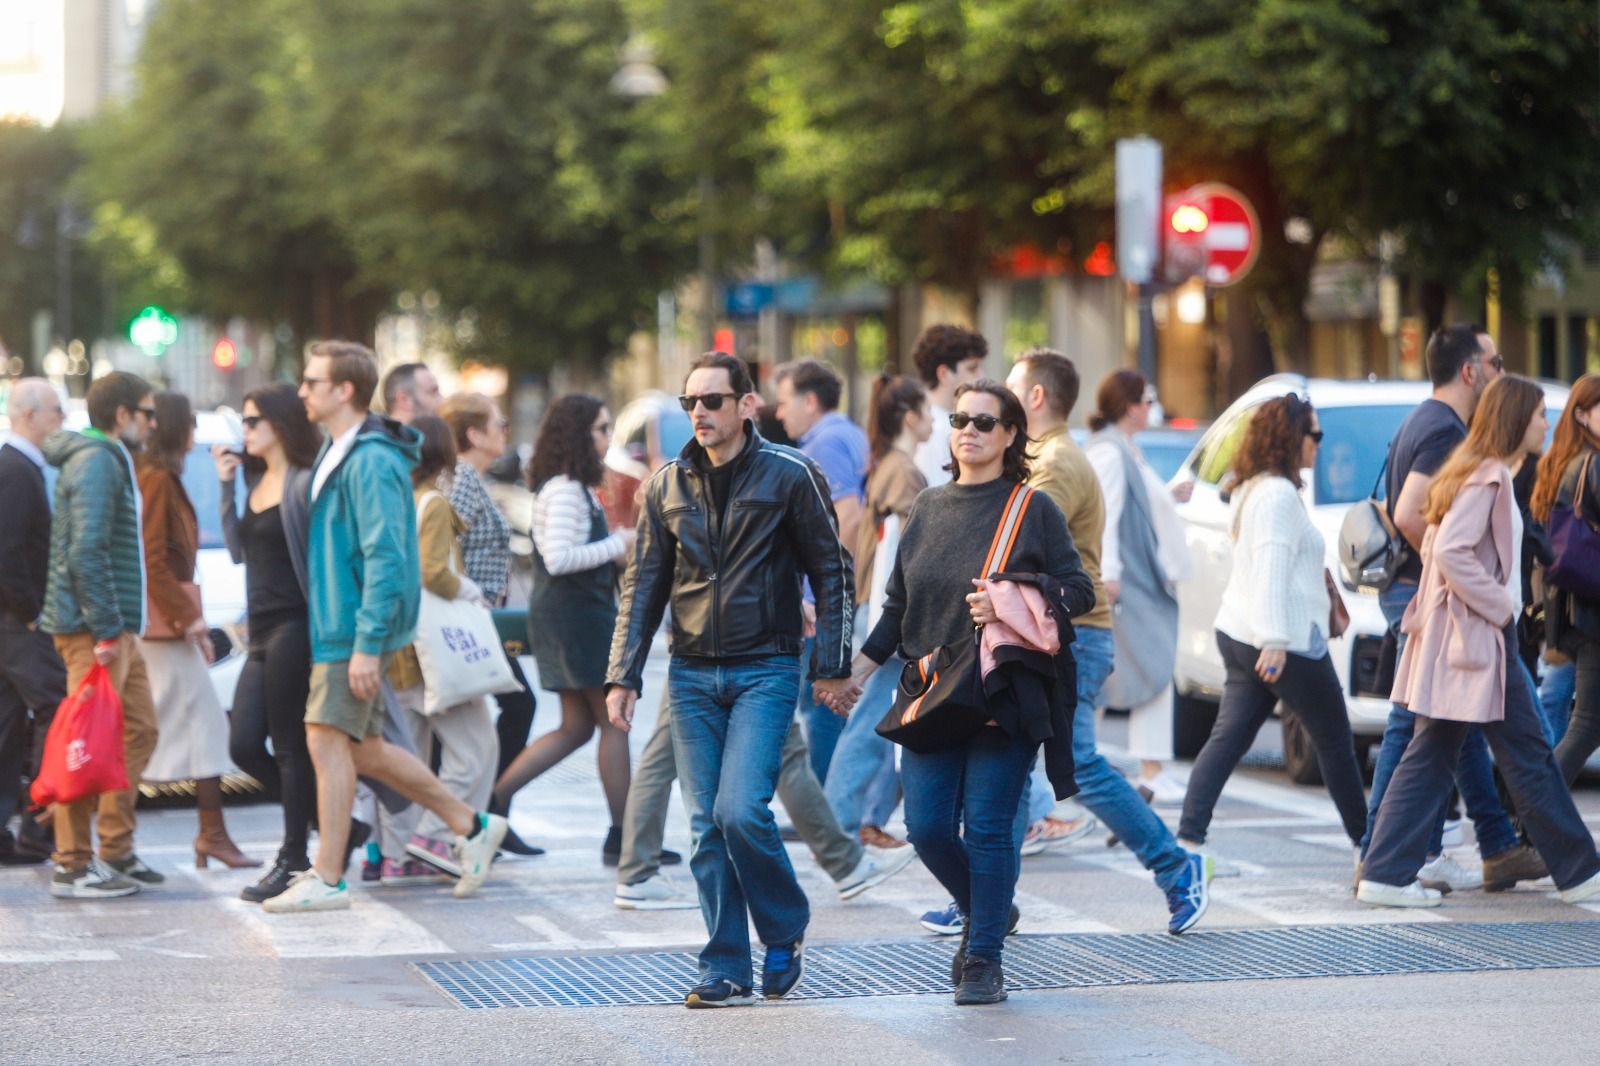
left=1085, top=370, right=1193, bottom=805
left=382, top=416, right=499, bottom=884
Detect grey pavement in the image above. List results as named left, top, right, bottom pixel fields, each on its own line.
left=5, top=646, right=1600, bottom=1064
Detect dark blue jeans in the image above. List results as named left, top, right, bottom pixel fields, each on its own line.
left=903, top=726, right=1039, bottom=963
left=1360, top=582, right=1519, bottom=860
left=670, top=655, right=809, bottom=988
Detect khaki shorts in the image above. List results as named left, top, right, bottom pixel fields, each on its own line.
left=306, top=658, right=390, bottom=740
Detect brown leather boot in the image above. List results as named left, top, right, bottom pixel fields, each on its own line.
left=194, top=777, right=261, bottom=869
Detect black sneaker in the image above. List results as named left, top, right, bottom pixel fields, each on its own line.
left=51, top=861, right=139, bottom=899
left=602, top=826, right=622, bottom=867
left=499, top=826, right=545, bottom=857
left=684, top=978, right=755, bottom=1009
left=105, top=854, right=165, bottom=886
left=954, top=956, right=1007, bottom=1005
left=659, top=848, right=683, bottom=866
left=241, top=852, right=309, bottom=903
left=951, top=904, right=1021, bottom=987
left=761, top=938, right=805, bottom=999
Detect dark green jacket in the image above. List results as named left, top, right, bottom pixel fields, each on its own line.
left=40, top=429, right=146, bottom=640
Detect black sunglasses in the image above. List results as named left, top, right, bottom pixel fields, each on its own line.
left=241, top=415, right=264, bottom=430
left=135, top=406, right=157, bottom=420
left=1306, top=430, right=1324, bottom=444
left=678, top=392, right=741, bottom=412
left=949, top=412, right=1005, bottom=433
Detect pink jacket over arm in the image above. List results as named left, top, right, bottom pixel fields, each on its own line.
left=1389, top=458, right=1517, bottom=724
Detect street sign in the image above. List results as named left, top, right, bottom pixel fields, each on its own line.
left=1163, top=183, right=1261, bottom=287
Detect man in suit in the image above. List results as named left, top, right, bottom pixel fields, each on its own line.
left=0, top=378, right=67, bottom=864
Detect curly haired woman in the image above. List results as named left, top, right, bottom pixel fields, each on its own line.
left=1176, top=395, right=1368, bottom=861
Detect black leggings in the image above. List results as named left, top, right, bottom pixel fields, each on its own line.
left=1179, top=630, right=1369, bottom=845
left=229, top=611, right=315, bottom=860
left=1554, top=635, right=1600, bottom=784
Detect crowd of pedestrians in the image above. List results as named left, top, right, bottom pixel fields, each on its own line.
left=4, top=320, right=1600, bottom=1006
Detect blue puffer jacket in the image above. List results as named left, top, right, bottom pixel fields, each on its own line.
left=306, top=414, right=422, bottom=662
left=40, top=429, right=146, bottom=640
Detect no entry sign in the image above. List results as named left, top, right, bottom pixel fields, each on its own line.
left=1164, top=183, right=1261, bottom=287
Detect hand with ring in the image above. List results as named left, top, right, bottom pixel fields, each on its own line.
left=1255, top=646, right=1287, bottom=683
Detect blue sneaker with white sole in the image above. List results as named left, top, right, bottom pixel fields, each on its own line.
left=1167, top=851, right=1213, bottom=935
left=685, top=978, right=755, bottom=1008
left=920, top=901, right=964, bottom=935
left=761, top=939, right=805, bottom=999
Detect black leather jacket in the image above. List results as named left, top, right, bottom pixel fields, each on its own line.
left=606, top=423, right=855, bottom=692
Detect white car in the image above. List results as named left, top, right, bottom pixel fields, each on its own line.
left=1168, top=374, right=1568, bottom=783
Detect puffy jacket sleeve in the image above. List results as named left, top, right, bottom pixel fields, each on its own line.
left=417, top=493, right=461, bottom=600
left=350, top=450, right=422, bottom=657
left=1434, top=481, right=1516, bottom=627
left=788, top=456, right=855, bottom=679
left=606, top=471, right=677, bottom=692
left=67, top=449, right=126, bottom=640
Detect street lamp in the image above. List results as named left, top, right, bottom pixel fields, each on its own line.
left=611, top=36, right=717, bottom=355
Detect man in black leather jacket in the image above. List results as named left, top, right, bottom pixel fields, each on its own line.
left=606, top=353, right=857, bottom=1008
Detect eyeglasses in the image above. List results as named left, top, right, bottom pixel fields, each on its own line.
left=300, top=375, right=328, bottom=388
left=678, top=392, right=741, bottom=412
left=1477, top=355, right=1506, bottom=372
left=241, top=415, right=264, bottom=430
left=1306, top=430, right=1325, bottom=444
left=949, top=412, right=1004, bottom=433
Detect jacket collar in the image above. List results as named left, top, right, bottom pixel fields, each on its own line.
left=679, top=420, right=765, bottom=476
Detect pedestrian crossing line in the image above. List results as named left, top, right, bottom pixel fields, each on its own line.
left=0, top=947, right=120, bottom=963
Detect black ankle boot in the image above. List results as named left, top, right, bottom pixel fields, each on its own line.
left=954, top=957, right=1007, bottom=1005
left=602, top=826, right=622, bottom=867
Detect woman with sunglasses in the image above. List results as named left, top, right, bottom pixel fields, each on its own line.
left=1362, top=376, right=1600, bottom=907
left=493, top=394, right=636, bottom=863
left=846, top=381, right=1095, bottom=1005
left=1084, top=370, right=1193, bottom=807
left=214, top=384, right=323, bottom=900
left=1176, top=396, right=1368, bottom=863
left=140, top=392, right=259, bottom=871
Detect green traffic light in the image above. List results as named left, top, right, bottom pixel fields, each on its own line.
left=128, top=305, right=179, bottom=356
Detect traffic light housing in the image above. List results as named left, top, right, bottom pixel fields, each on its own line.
left=1164, top=200, right=1210, bottom=282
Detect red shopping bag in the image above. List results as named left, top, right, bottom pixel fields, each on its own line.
left=30, top=664, right=129, bottom=807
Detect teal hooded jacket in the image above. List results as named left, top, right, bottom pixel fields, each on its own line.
left=40, top=428, right=146, bottom=640
left=306, top=414, right=423, bottom=663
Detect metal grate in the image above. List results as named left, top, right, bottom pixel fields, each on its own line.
left=414, top=921, right=1600, bottom=1009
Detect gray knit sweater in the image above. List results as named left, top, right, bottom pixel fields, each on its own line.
left=862, top=476, right=1096, bottom=663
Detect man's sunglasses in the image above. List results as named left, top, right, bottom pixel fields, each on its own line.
left=949, top=412, right=1005, bottom=433
left=1477, top=355, right=1506, bottom=372
left=135, top=406, right=157, bottom=420
left=678, top=392, right=741, bottom=412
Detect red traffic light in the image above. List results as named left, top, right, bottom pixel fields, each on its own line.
left=211, top=338, right=238, bottom=370
left=1169, top=203, right=1210, bottom=235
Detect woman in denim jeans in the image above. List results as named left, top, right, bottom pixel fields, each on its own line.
left=846, top=381, right=1094, bottom=1006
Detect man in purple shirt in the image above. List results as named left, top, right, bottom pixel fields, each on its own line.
left=775, top=360, right=868, bottom=781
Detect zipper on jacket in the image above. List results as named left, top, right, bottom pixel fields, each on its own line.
left=699, top=471, right=721, bottom=657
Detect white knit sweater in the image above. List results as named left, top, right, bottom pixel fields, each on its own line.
left=1214, top=475, right=1329, bottom=653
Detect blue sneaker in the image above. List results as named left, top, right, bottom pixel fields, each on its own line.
left=1167, top=851, right=1213, bottom=935
left=920, top=901, right=964, bottom=935
left=685, top=978, right=755, bottom=1009
left=761, top=939, right=805, bottom=999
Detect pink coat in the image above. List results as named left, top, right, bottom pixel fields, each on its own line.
left=1389, top=458, right=1517, bottom=724
left=980, top=579, right=1062, bottom=676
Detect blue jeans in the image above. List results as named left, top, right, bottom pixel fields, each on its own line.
left=824, top=657, right=901, bottom=833
left=1540, top=660, right=1575, bottom=747
left=797, top=637, right=846, bottom=783
left=904, top=726, right=1039, bottom=962
left=670, top=655, right=809, bottom=988
left=1361, top=583, right=1519, bottom=859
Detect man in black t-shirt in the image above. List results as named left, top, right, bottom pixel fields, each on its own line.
left=1361, top=325, right=1545, bottom=893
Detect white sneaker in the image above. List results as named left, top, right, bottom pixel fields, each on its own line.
left=1440, top=819, right=1465, bottom=849
left=614, top=874, right=699, bottom=910
left=1356, top=879, right=1443, bottom=908
left=836, top=843, right=918, bottom=900
left=1178, top=839, right=1240, bottom=878
left=1138, top=771, right=1187, bottom=808
left=1020, top=815, right=1099, bottom=857
left=1417, top=853, right=1482, bottom=892
left=261, top=869, right=349, bottom=913
left=49, top=859, right=140, bottom=900
left=452, top=812, right=508, bottom=898
left=1559, top=869, right=1600, bottom=904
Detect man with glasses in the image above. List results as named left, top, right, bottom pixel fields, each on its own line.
left=607, top=352, right=860, bottom=1007
left=0, top=380, right=67, bottom=865
left=1361, top=324, right=1542, bottom=893
left=40, top=372, right=163, bottom=898
left=263, top=341, right=506, bottom=913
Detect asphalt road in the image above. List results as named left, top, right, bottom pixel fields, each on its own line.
left=5, top=648, right=1600, bottom=1066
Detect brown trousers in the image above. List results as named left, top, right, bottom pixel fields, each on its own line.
left=51, top=632, right=159, bottom=868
